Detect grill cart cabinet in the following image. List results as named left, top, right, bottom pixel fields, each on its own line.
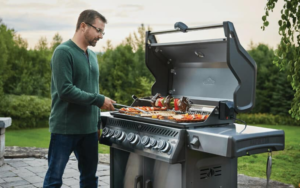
left=100, top=21, right=285, bottom=188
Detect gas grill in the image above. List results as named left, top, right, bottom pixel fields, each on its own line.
left=99, top=21, right=285, bottom=188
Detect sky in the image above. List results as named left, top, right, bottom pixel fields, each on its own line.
left=0, top=0, right=284, bottom=52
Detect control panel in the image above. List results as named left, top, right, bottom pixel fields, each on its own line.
left=100, top=117, right=185, bottom=164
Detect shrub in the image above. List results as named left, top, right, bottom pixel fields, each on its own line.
left=0, top=94, right=51, bottom=129
left=237, top=113, right=300, bottom=126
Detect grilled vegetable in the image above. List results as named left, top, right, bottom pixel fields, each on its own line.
left=151, top=94, right=191, bottom=112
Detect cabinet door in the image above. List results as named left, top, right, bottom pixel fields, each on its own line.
left=124, top=153, right=143, bottom=188
left=111, top=149, right=143, bottom=188
left=143, top=157, right=182, bottom=188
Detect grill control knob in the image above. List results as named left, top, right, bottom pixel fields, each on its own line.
left=149, top=138, right=157, bottom=148
left=127, top=133, right=139, bottom=144
left=162, top=142, right=171, bottom=153
left=118, top=132, right=126, bottom=141
left=141, top=136, right=150, bottom=146
left=102, top=127, right=109, bottom=136
left=131, top=134, right=140, bottom=144
left=106, top=129, right=115, bottom=138
left=157, top=140, right=171, bottom=153
left=157, top=140, right=167, bottom=150
left=113, top=130, right=121, bottom=138
left=127, top=133, right=135, bottom=142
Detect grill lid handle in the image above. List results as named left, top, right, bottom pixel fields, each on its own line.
left=149, top=23, right=223, bottom=35
left=174, top=22, right=188, bottom=32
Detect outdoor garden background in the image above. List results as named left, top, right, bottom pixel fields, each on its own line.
left=0, top=9, right=300, bottom=187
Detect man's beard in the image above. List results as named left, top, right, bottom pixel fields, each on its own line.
left=84, top=33, right=98, bottom=47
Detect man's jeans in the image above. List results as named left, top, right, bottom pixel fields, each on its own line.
left=43, top=132, right=99, bottom=188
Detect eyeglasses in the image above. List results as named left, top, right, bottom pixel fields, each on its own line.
left=85, top=22, right=105, bottom=35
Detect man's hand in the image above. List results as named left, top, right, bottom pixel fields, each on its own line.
left=101, top=97, right=116, bottom=111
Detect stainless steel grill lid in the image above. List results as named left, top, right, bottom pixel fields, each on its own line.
left=145, top=21, right=257, bottom=113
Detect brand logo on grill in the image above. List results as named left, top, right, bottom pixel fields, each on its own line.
left=200, top=166, right=222, bottom=180
left=206, top=169, right=215, bottom=177
left=203, top=77, right=215, bottom=85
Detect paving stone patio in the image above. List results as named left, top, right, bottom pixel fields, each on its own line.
left=0, top=158, right=110, bottom=188
left=0, top=147, right=295, bottom=188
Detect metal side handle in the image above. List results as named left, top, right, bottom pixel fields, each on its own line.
left=145, top=180, right=153, bottom=188
left=135, top=175, right=143, bottom=188
left=266, top=152, right=272, bottom=188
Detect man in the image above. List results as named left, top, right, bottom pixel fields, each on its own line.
left=43, top=10, right=115, bottom=188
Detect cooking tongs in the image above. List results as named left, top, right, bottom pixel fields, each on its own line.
left=113, top=103, right=150, bottom=114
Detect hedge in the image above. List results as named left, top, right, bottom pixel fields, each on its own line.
left=236, top=113, right=300, bottom=126
left=0, top=94, right=51, bottom=129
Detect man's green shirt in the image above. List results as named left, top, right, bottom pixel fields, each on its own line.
left=49, top=39, right=105, bottom=134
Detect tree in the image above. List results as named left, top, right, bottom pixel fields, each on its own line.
left=262, top=0, right=300, bottom=119
left=98, top=25, right=154, bottom=105
left=122, top=24, right=154, bottom=82
left=51, top=33, right=63, bottom=51
left=35, top=36, right=48, bottom=51
left=2, top=31, right=53, bottom=98
left=98, top=43, right=154, bottom=105
left=248, top=43, right=293, bottom=116
left=123, top=24, right=151, bottom=51
left=0, top=19, right=15, bottom=99
left=14, top=34, right=28, bottom=49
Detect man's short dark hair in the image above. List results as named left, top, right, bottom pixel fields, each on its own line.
left=76, top=10, right=107, bottom=31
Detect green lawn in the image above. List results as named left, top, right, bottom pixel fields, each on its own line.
left=5, top=128, right=109, bottom=154
left=5, top=125, right=300, bottom=186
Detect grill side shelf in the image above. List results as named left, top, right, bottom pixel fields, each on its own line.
left=186, top=124, right=285, bottom=157
left=231, top=131, right=285, bottom=157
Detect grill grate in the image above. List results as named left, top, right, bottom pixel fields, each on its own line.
left=199, top=166, right=222, bottom=180
left=106, top=118, right=179, bottom=137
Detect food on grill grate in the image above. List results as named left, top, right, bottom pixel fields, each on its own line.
left=118, top=106, right=169, bottom=116
left=140, top=111, right=176, bottom=117
left=148, top=113, right=209, bottom=122
left=134, top=93, right=192, bottom=112
left=172, top=114, right=208, bottom=122
left=118, top=103, right=211, bottom=123
left=119, top=106, right=167, bottom=113
left=152, top=94, right=191, bottom=112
